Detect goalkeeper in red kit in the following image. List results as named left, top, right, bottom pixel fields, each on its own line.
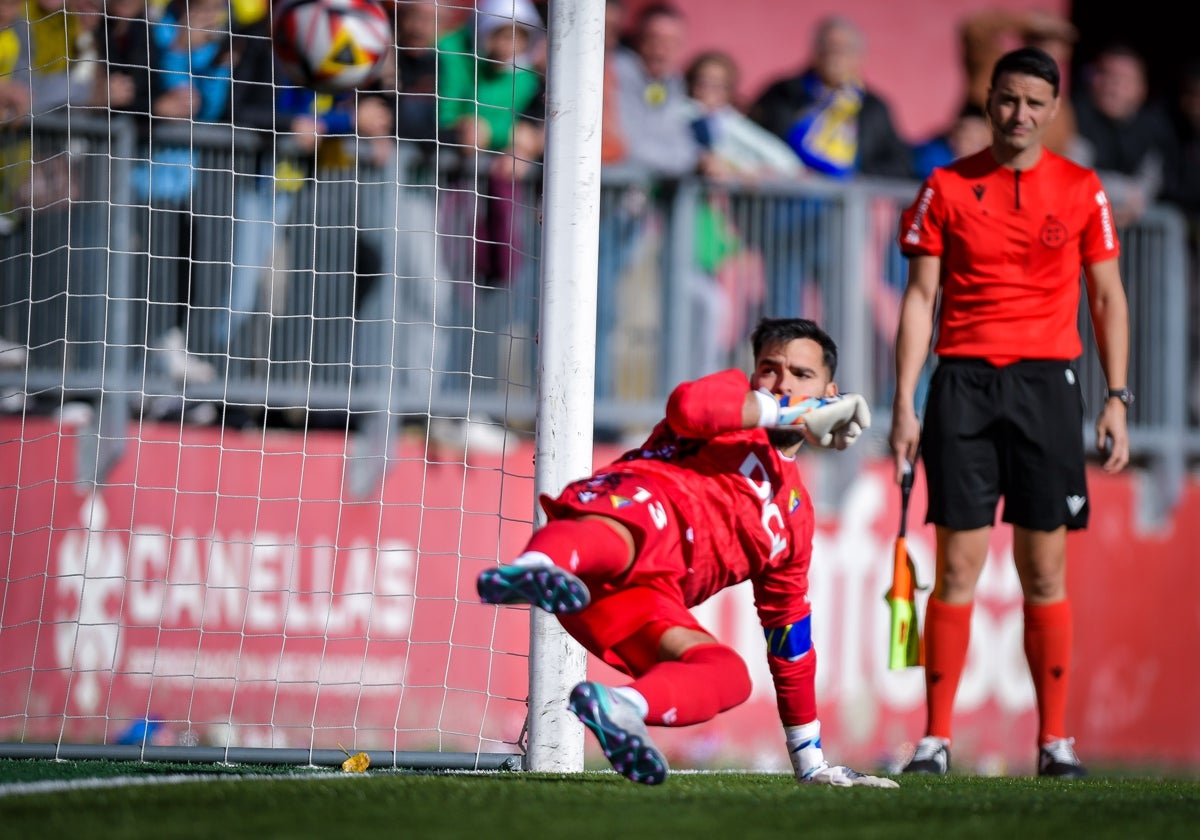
left=477, top=317, right=896, bottom=788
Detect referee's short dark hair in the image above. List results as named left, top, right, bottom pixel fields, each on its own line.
left=990, top=46, right=1061, bottom=97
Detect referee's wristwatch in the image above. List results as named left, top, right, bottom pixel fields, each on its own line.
left=1107, top=387, right=1135, bottom=407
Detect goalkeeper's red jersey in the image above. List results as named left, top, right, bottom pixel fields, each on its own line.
left=897, top=148, right=1120, bottom=366
left=586, top=368, right=815, bottom=629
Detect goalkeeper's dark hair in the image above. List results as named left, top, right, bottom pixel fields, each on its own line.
left=990, top=46, right=1060, bottom=96
left=750, top=317, right=838, bottom=377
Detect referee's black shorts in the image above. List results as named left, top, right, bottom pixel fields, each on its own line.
left=920, top=357, right=1089, bottom=532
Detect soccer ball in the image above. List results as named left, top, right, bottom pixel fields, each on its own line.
left=272, top=0, right=392, bottom=94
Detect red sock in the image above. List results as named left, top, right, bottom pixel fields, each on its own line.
left=629, top=644, right=751, bottom=726
left=923, top=598, right=973, bottom=741
left=523, top=518, right=630, bottom=582
left=1024, top=599, right=1073, bottom=744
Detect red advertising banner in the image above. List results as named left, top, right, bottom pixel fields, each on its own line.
left=1, top=417, right=1197, bottom=773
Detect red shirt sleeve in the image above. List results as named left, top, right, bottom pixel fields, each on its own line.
left=897, top=177, right=945, bottom=258
left=664, top=368, right=753, bottom=438
left=1080, top=171, right=1121, bottom=265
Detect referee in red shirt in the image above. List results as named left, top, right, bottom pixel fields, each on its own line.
left=890, top=46, right=1131, bottom=778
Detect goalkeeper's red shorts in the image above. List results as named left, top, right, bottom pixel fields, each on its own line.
left=922, top=357, right=1089, bottom=531
left=540, top=472, right=708, bottom=676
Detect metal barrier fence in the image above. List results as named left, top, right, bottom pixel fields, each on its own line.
left=0, top=112, right=1195, bottom=509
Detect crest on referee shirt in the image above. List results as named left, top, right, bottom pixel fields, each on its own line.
left=1040, top=217, right=1067, bottom=248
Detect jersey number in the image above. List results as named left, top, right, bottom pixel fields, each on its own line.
left=740, top=452, right=787, bottom=559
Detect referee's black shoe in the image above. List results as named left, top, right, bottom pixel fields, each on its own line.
left=903, top=736, right=950, bottom=774
left=1038, top=738, right=1088, bottom=778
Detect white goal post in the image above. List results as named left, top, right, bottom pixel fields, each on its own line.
left=0, top=0, right=603, bottom=772
left=526, top=0, right=605, bottom=774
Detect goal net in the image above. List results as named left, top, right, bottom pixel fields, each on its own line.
left=0, top=0, right=601, bottom=770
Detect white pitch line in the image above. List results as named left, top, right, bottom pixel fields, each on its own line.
left=0, top=771, right=359, bottom=798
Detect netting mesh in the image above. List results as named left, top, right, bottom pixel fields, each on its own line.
left=0, top=0, right=548, bottom=762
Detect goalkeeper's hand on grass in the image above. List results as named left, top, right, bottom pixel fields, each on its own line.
left=799, top=762, right=899, bottom=788
left=757, top=391, right=871, bottom=450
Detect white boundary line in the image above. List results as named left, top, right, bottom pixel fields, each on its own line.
left=0, top=767, right=730, bottom=798
left=0, top=766, right=542, bottom=799
left=0, top=771, right=358, bottom=798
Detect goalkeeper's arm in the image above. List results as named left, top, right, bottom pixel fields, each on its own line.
left=664, top=369, right=778, bottom=437
left=663, top=369, right=870, bottom=449
left=752, top=390, right=872, bottom=450
left=763, top=618, right=898, bottom=788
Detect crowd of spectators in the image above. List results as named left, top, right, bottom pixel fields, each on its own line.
left=3, top=1, right=1198, bottom=244
left=2, top=0, right=1199, bottom=425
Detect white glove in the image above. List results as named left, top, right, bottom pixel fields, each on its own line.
left=800, top=762, right=899, bottom=788
left=780, top=393, right=871, bottom=449
left=829, top=419, right=864, bottom=451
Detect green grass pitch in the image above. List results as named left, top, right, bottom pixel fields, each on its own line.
left=2, top=760, right=1198, bottom=839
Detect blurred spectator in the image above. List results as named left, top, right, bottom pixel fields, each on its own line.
left=685, top=49, right=803, bottom=181
left=221, top=0, right=297, bottom=363
left=596, top=2, right=701, bottom=394
left=7, top=0, right=105, bottom=212
left=746, top=15, right=908, bottom=325
left=1073, top=42, right=1179, bottom=224
left=147, top=0, right=232, bottom=124
left=1164, top=59, right=1200, bottom=216
left=910, top=101, right=991, bottom=180
left=19, top=0, right=102, bottom=114
left=958, top=6, right=1079, bottom=159
left=417, top=0, right=544, bottom=450
left=437, top=0, right=542, bottom=158
left=269, top=29, right=417, bottom=424
left=0, top=0, right=28, bottom=120
left=216, top=0, right=275, bottom=358
left=1, top=0, right=216, bottom=125
left=388, top=0, right=439, bottom=146
left=0, top=0, right=30, bottom=235
left=351, top=0, right=463, bottom=421
left=0, top=0, right=23, bottom=381
left=436, top=0, right=543, bottom=288
left=1, top=0, right=111, bottom=390
left=98, top=0, right=152, bottom=118
left=682, top=48, right=792, bottom=372
left=1161, top=60, right=1200, bottom=424
left=600, top=0, right=627, bottom=164
left=748, top=14, right=910, bottom=179
left=141, top=0, right=274, bottom=396
left=610, top=1, right=699, bottom=177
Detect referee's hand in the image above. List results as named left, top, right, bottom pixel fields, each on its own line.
left=889, top=408, right=921, bottom=483
left=1096, top=402, right=1130, bottom=473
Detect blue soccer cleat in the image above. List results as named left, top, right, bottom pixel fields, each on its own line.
left=568, top=682, right=668, bottom=785
left=476, top=561, right=591, bottom=614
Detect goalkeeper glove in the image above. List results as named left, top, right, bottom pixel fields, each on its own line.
left=800, top=762, right=900, bottom=788
left=756, top=390, right=871, bottom=450
left=786, top=721, right=898, bottom=788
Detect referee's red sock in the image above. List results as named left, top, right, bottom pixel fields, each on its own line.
left=629, top=643, right=751, bottom=726
left=923, top=598, right=973, bottom=741
left=520, top=518, right=631, bottom=581
left=1023, top=599, right=1073, bottom=744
